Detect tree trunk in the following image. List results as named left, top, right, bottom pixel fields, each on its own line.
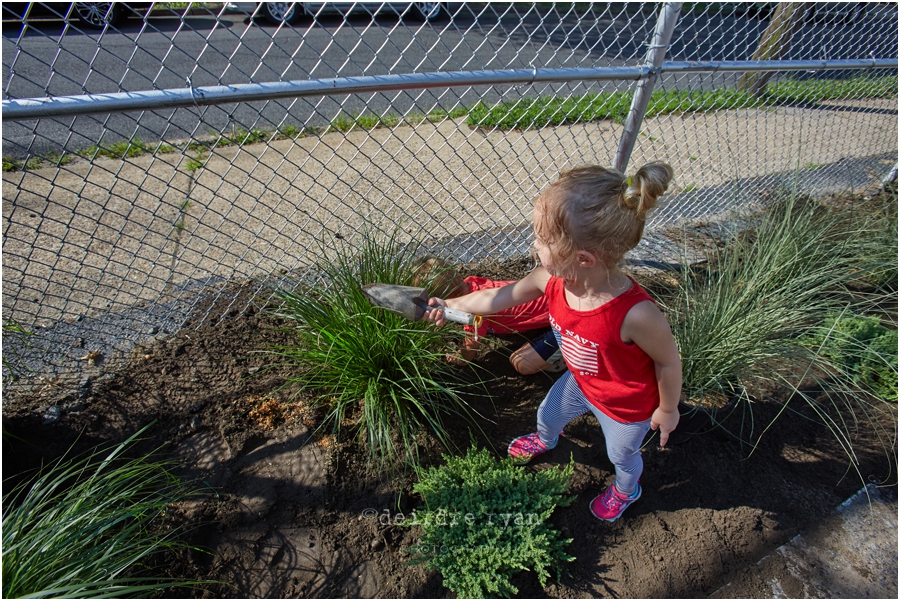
left=738, top=3, right=806, bottom=96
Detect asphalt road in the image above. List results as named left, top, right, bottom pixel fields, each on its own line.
left=1, top=4, right=895, bottom=159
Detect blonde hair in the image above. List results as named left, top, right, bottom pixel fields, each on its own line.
left=534, top=162, right=673, bottom=275
left=410, top=255, right=466, bottom=298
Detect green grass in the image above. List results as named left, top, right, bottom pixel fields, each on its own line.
left=2, top=424, right=211, bottom=598
left=466, top=92, right=633, bottom=129
left=217, top=128, right=269, bottom=146
left=465, top=88, right=761, bottom=130
left=465, top=75, right=896, bottom=129
left=80, top=138, right=174, bottom=160
left=406, top=447, right=574, bottom=598
left=426, top=106, right=469, bottom=121
left=261, top=230, right=485, bottom=470
left=2, top=155, right=50, bottom=171
left=327, top=112, right=403, bottom=133
left=276, top=124, right=302, bottom=138
left=766, top=75, right=899, bottom=104
left=2, top=320, right=35, bottom=383
left=646, top=88, right=761, bottom=117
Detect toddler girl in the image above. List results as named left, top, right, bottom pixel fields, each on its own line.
left=424, top=163, right=682, bottom=522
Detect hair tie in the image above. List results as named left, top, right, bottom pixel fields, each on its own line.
left=625, top=175, right=633, bottom=186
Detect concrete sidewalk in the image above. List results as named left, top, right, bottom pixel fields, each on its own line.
left=711, top=484, right=898, bottom=599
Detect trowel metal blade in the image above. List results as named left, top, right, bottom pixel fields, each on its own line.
left=361, top=283, right=431, bottom=322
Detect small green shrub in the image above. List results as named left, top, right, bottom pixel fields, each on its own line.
left=406, top=447, right=575, bottom=598
left=2, top=425, right=210, bottom=598
left=263, top=230, right=483, bottom=470
left=809, top=313, right=898, bottom=401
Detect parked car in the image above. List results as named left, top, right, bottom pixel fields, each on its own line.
left=225, top=2, right=449, bottom=25
left=2, top=3, right=152, bottom=29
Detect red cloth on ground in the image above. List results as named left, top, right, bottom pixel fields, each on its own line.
left=544, top=275, right=660, bottom=423
left=461, top=276, right=551, bottom=337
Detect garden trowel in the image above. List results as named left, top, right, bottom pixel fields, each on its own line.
left=362, top=283, right=481, bottom=327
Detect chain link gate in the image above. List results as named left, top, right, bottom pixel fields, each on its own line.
left=2, top=2, right=897, bottom=391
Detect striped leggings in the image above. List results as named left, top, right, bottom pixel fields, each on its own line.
left=536, top=370, right=650, bottom=493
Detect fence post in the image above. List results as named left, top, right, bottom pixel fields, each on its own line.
left=614, top=2, right=682, bottom=173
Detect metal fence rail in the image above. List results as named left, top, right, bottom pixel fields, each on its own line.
left=2, top=2, right=897, bottom=390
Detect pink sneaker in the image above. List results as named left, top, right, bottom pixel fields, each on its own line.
left=590, top=481, right=642, bottom=522
left=507, top=432, right=556, bottom=465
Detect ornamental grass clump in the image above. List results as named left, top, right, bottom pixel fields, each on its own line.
left=406, top=447, right=574, bottom=598
left=662, top=192, right=886, bottom=405
left=263, top=230, right=482, bottom=470
left=2, top=426, right=207, bottom=598
left=659, top=190, right=897, bottom=471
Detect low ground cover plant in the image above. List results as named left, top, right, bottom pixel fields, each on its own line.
left=406, top=446, right=575, bottom=598
left=807, top=312, right=898, bottom=401
left=263, top=231, right=483, bottom=470
left=1, top=425, right=206, bottom=598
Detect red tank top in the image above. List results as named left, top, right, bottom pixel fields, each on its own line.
left=462, top=276, right=550, bottom=337
left=545, top=275, right=660, bottom=423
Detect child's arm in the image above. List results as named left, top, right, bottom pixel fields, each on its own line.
left=621, top=301, right=683, bottom=446
left=423, top=266, right=550, bottom=327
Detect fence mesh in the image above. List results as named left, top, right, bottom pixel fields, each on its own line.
left=2, top=2, right=897, bottom=389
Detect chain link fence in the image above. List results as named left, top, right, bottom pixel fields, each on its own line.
left=2, top=2, right=897, bottom=390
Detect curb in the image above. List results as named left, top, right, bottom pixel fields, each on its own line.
left=710, top=484, right=898, bottom=598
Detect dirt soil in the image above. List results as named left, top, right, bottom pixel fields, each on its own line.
left=3, top=260, right=897, bottom=599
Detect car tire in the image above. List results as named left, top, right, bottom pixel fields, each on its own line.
left=411, top=2, right=445, bottom=22
left=73, top=2, right=126, bottom=28
left=261, top=2, right=303, bottom=25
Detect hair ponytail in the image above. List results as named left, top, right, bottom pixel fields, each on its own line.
left=622, top=162, right=674, bottom=221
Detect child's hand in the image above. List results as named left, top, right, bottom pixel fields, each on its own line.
left=650, top=406, right=680, bottom=447
left=423, top=297, right=448, bottom=327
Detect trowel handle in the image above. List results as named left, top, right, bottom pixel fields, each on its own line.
left=440, top=306, right=479, bottom=326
